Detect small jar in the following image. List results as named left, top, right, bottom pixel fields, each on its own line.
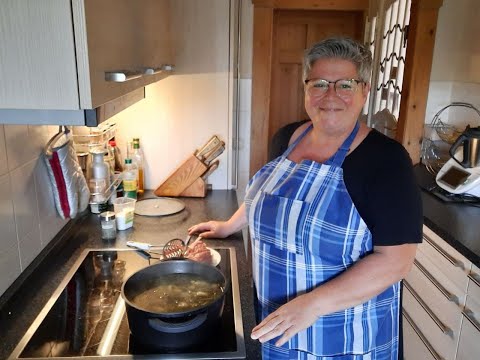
left=100, top=211, right=117, bottom=240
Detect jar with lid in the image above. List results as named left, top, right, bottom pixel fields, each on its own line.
left=100, top=211, right=117, bottom=240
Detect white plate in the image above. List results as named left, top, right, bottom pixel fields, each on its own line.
left=134, top=198, right=185, bottom=216
left=209, top=248, right=221, bottom=267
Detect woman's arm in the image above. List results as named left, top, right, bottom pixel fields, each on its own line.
left=251, top=243, right=417, bottom=346
left=188, top=203, right=248, bottom=238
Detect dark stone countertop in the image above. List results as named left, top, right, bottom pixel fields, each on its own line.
left=415, top=165, right=480, bottom=268
left=0, top=190, right=261, bottom=360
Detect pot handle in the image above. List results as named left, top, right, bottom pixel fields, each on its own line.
left=449, top=133, right=468, bottom=167
left=148, top=312, right=208, bottom=333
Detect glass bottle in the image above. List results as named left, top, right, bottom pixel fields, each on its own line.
left=105, top=144, right=115, bottom=177
left=89, top=149, right=111, bottom=197
left=131, top=138, right=144, bottom=195
left=123, top=158, right=138, bottom=199
left=108, top=140, right=124, bottom=173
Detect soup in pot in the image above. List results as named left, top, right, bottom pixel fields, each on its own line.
left=133, top=273, right=224, bottom=313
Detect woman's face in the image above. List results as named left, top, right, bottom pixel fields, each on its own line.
left=304, top=58, right=370, bottom=136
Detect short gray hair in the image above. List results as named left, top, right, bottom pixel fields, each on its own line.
left=303, top=37, right=372, bottom=83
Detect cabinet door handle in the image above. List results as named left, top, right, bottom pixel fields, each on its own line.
left=403, top=310, right=445, bottom=360
left=143, top=64, right=175, bottom=75
left=462, top=309, right=480, bottom=332
left=404, top=281, right=452, bottom=336
left=423, top=234, right=462, bottom=268
left=414, top=259, right=457, bottom=303
left=467, top=272, right=480, bottom=288
left=105, top=71, right=143, bottom=82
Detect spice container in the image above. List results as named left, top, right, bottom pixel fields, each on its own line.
left=112, top=197, right=136, bottom=230
left=100, top=211, right=117, bottom=240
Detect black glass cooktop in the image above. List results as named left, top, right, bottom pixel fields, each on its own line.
left=10, top=248, right=245, bottom=359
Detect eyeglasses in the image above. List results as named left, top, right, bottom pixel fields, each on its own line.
left=304, top=78, right=364, bottom=98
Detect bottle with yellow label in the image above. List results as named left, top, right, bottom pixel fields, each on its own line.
left=123, top=158, right=138, bottom=199
left=132, top=138, right=145, bottom=195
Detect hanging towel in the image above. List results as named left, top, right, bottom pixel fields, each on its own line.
left=44, top=127, right=90, bottom=219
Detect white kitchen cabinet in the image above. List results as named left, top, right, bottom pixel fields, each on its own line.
left=0, top=0, right=173, bottom=125
left=402, top=225, right=473, bottom=359
left=402, top=312, right=439, bottom=360
left=456, top=264, right=480, bottom=359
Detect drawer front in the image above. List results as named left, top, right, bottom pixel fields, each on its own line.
left=464, top=284, right=480, bottom=334
left=468, top=264, right=480, bottom=304
left=419, top=226, right=471, bottom=292
left=405, top=264, right=463, bottom=335
left=403, top=285, right=458, bottom=360
left=457, top=270, right=480, bottom=360
left=456, top=314, right=480, bottom=360
left=414, top=249, right=468, bottom=306
left=403, top=313, right=437, bottom=360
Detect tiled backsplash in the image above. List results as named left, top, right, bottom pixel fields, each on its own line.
left=425, top=81, right=480, bottom=129
left=0, top=124, right=68, bottom=296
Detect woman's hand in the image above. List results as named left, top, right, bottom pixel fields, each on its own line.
left=188, top=221, right=232, bottom=239
left=251, top=292, right=318, bottom=347
left=188, top=203, right=248, bottom=239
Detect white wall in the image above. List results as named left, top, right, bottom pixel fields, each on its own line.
left=426, top=0, right=480, bottom=129
left=236, top=0, right=253, bottom=205
left=0, top=125, right=68, bottom=296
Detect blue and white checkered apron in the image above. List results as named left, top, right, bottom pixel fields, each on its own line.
left=245, top=122, right=400, bottom=359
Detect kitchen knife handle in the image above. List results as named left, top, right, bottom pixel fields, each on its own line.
left=204, top=142, right=225, bottom=165
left=126, top=240, right=151, bottom=250
left=196, top=135, right=222, bottom=159
left=201, top=160, right=220, bottom=180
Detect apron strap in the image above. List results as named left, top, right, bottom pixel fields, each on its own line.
left=326, top=121, right=360, bottom=166
left=283, top=121, right=360, bottom=167
left=282, top=122, right=313, bottom=158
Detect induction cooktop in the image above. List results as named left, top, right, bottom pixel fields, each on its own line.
left=8, top=247, right=245, bottom=360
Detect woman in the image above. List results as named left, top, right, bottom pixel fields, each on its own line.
left=189, top=37, right=422, bottom=359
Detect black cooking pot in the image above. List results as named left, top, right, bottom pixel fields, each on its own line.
left=121, top=259, right=227, bottom=350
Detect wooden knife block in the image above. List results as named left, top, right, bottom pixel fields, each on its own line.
left=154, top=155, right=208, bottom=197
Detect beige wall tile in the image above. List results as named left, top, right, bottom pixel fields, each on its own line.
left=34, top=158, right=68, bottom=247
left=0, top=243, right=21, bottom=295
left=11, top=160, right=40, bottom=241
left=0, top=125, right=64, bottom=296
left=0, top=173, right=17, bottom=248
left=0, top=126, right=8, bottom=176
left=0, top=173, right=21, bottom=294
left=18, top=230, right=42, bottom=271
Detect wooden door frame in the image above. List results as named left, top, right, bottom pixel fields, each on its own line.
left=250, top=0, right=443, bottom=176
left=396, top=0, right=443, bottom=164
left=250, top=0, right=370, bottom=176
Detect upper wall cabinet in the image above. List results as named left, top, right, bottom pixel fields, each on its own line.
left=0, top=0, right=173, bottom=114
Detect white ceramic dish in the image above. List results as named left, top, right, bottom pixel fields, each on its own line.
left=209, top=248, right=221, bottom=267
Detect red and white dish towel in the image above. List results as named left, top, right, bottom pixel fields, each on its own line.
left=44, top=127, right=90, bottom=219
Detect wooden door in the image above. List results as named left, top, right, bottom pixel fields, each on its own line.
left=269, top=10, right=364, bottom=150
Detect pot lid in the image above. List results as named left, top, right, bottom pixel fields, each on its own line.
left=134, top=198, right=185, bottom=216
